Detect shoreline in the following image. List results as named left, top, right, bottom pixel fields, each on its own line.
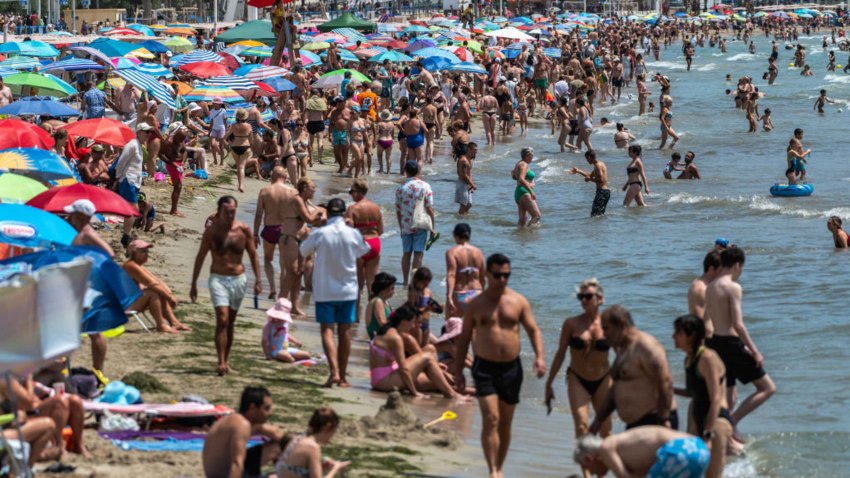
left=56, top=149, right=487, bottom=477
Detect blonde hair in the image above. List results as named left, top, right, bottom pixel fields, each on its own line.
left=297, top=177, right=315, bottom=193
left=575, top=278, right=604, bottom=297
left=574, top=434, right=603, bottom=466
left=235, top=108, right=248, bottom=121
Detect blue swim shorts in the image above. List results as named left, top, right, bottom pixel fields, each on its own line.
left=646, top=437, right=710, bottom=478
left=401, top=229, right=428, bottom=253
left=315, top=300, right=356, bottom=325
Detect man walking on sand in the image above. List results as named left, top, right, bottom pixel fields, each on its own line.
left=453, top=253, right=546, bottom=478
left=589, top=305, right=677, bottom=433
left=705, top=246, right=775, bottom=432
left=253, top=166, right=296, bottom=300
left=395, top=160, right=436, bottom=287
left=190, top=196, right=262, bottom=376
left=202, top=386, right=282, bottom=478
left=300, top=198, right=371, bottom=388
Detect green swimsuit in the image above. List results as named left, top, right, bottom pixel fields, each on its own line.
left=514, top=168, right=536, bottom=203
left=367, top=300, right=391, bottom=340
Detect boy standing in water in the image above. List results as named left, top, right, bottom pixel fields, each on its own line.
left=813, top=89, right=836, bottom=113
left=704, top=247, right=776, bottom=438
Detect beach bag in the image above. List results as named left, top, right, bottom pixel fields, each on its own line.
left=412, top=194, right=432, bottom=232
left=193, top=169, right=208, bottom=180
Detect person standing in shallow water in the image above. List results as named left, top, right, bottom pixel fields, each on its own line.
left=623, top=145, right=649, bottom=207
left=453, top=254, right=546, bottom=478
left=570, top=149, right=610, bottom=217
left=512, top=147, right=541, bottom=227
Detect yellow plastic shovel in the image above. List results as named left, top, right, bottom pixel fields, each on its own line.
left=423, top=410, right=458, bottom=429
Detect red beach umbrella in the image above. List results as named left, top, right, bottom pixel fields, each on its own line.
left=180, top=61, right=233, bottom=78
left=61, top=118, right=135, bottom=147
left=385, top=40, right=409, bottom=50
left=0, top=118, right=55, bottom=150
left=27, top=183, right=140, bottom=217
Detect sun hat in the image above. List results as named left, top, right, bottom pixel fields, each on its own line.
left=379, top=109, right=392, bottom=121
left=63, top=199, right=96, bottom=217
left=434, top=317, right=463, bottom=344
left=266, top=298, right=293, bottom=323
left=127, top=239, right=153, bottom=255
left=212, top=96, right=223, bottom=105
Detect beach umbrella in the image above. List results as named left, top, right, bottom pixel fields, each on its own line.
left=0, top=97, right=80, bottom=118
left=408, top=39, right=437, bottom=52
left=243, top=66, right=290, bottom=81
left=0, top=148, right=74, bottom=181
left=353, top=48, right=385, bottom=59
left=111, top=57, right=140, bottom=69
left=180, top=61, right=232, bottom=78
left=509, top=16, right=534, bottom=25
left=218, top=52, right=244, bottom=71
left=302, top=41, right=331, bottom=51
left=27, top=183, right=140, bottom=217
left=277, top=50, right=321, bottom=66
left=68, top=46, right=112, bottom=65
left=0, top=120, right=54, bottom=149
left=0, top=67, right=19, bottom=77
left=0, top=173, right=47, bottom=203
left=320, top=68, right=370, bottom=83
left=241, top=47, right=273, bottom=58
left=132, top=63, right=173, bottom=78
left=262, top=77, right=297, bottom=92
left=185, top=84, right=243, bottom=104
left=41, top=58, right=105, bottom=72
left=0, top=56, right=39, bottom=70
left=88, top=38, right=142, bottom=58
left=159, top=37, right=194, bottom=53
left=0, top=203, right=77, bottom=248
left=421, top=56, right=454, bottom=71
left=205, top=75, right=259, bottom=91
left=164, top=80, right=193, bottom=96
left=448, top=47, right=474, bottom=61
left=165, top=27, right=196, bottom=36
left=104, top=27, right=142, bottom=36
left=136, top=40, right=169, bottom=55
left=448, top=62, right=487, bottom=74
left=0, top=41, right=60, bottom=58
left=228, top=40, right=266, bottom=47
left=60, top=118, right=135, bottom=148
left=3, top=72, right=76, bottom=97
left=172, top=50, right=222, bottom=66
left=127, top=24, right=155, bottom=36
left=404, top=25, right=431, bottom=34
left=412, top=47, right=461, bottom=62
left=327, top=49, right=359, bottom=62
left=311, top=75, right=359, bottom=90
left=369, top=50, right=414, bottom=63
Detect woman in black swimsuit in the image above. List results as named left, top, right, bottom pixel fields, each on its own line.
left=225, top=108, right=253, bottom=193
left=545, top=278, right=613, bottom=442
left=623, top=144, right=649, bottom=207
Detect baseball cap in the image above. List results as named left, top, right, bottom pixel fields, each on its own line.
left=63, top=199, right=96, bottom=217
left=136, top=122, right=154, bottom=132
left=91, top=144, right=105, bottom=152
left=127, top=240, right=153, bottom=255
left=326, top=197, right=346, bottom=216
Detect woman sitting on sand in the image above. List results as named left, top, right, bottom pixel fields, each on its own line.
left=369, top=304, right=461, bottom=399
left=673, top=314, right=741, bottom=478
left=275, top=407, right=350, bottom=478
left=545, top=279, right=613, bottom=442
left=364, top=272, right=396, bottom=340
left=827, top=216, right=849, bottom=249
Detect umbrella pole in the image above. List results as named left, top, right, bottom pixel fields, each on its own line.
left=3, top=371, right=32, bottom=478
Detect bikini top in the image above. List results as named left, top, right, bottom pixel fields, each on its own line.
left=369, top=340, right=396, bottom=361
left=569, top=336, right=610, bottom=352
left=626, top=166, right=640, bottom=175
left=292, top=138, right=309, bottom=149
left=350, top=124, right=367, bottom=133
left=353, top=221, right=379, bottom=229
left=458, top=266, right=479, bottom=275
left=278, top=435, right=310, bottom=478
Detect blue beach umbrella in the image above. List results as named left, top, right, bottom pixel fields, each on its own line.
left=0, top=57, right=40, bottom=70
left=404, top=25, right=431, bottom=34
left=132, top=62, right=173, bottom=78
left=172, top=50, right=223, bottom=66
left=0, top=203, right=76, bottom=248
left=0, top=148, right=77, bottom=181
left=448, top=62, right=487, bottom=74
left=1, top=246, right=139, bottom=334
left=136, top=40, right=170, bottom=55
left=421, top=56, right=454, bottom=71
left=0, top=97, right=80, bottom=118
left=0, top=67, right=21, bottom=77
left=88, top=38, right=141, bottom=58
left=408, top=39, right=436, bottom=52
left=127, top=24, right=155, bottom=36
left=261, top=77, right=296, bottom=92
left=233, top=64, right=262, bottom=76
left=41, top=58, right=105, bottom=72
left=411, top=47, right=460, bottom=62
left=0, top=41, right=60, bottom=58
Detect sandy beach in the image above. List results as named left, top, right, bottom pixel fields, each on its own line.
left=44, top=156, right=487, bottom=477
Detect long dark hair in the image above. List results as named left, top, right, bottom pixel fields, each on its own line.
left=378, top=303, right=419, bottom=336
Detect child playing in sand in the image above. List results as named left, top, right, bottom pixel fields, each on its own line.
left=135, top=193, right=165, bottom=233
left=262, top=298, right=311, bottom=363
left=761, top=108, right=774, bottom=131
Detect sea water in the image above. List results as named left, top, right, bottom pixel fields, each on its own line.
left=259, top=33, right=850, bottom=476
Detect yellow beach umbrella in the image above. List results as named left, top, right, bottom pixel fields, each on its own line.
left=301, top=41, right=331, bottom=51
left=229, top=40, right=265, bottom=47
left=127, top=47, right=155, bottom=59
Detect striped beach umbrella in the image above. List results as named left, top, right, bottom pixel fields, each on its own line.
left=241, top=47, right=273, bottom=58
left=172, top=50, right=222, bottom=66
left=180, top=61, right=232, bottom=78
left=243, top=66, right=290, bottom=81
left=204, top=75, right=259, bottom=91
left=0, top=56, right=40, bottom=70
left=133, top=63, right=173, bottom=78
left=114, top=68, right=176, bottom=108
left=42, top=58, right=105, bottom=72
left=185, top=85, right=243, bottom=104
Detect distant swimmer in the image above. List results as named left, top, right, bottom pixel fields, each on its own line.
left=827, top=216, right=849, bottom=249
left=678, top=152, right=701, bottom=180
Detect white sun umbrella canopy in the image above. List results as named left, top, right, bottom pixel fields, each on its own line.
left=311, top=75, right=360, bottom=90
left=0, top=260, right=90, bottom=374
left=485, top=27, right=536, bottom=42
left=243, top=66, right=290, bottom=81
left=448, top=62, right=487, bottom=74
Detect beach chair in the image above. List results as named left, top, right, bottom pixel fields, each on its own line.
left=126, top=310, right=155, bottom=332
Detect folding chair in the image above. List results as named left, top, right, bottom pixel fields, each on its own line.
left=126, top=310, right=155, bottom=332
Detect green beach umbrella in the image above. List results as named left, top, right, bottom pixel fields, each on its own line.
left=159, top=36, right=194, bottom=53
left=3, top=72, right=76, bottom=97
left=0, top=172, right=48, bottom=203
left=320, top=69, right=370, bottom=83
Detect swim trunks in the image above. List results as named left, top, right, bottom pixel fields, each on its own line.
left=591, top=188, right=610, bottom=217
left=646, top=437, right=710, bottom=478
left=307, top=120, right=325, bottom=135
left=625, top=410, right=680, bottom=431
left=705, top=335, right=766, bottom=385
left=569, top=119, right=579, bottom=136
left=332, top=129, right=348, bottom=146
left=361, top=237, right=381, bottom=262
left=260, top=224, right=282, bottom=244
left=165, top=161, right=183, bottom=184
left=472, top=356, right=523, bottom=405
left=455, top=180, right=472, bottom=206
left=315, top=300, right=356, bottom=325
left=208, top=273, right=247, bottom=310
left=534, top=78, right=548, bottom=89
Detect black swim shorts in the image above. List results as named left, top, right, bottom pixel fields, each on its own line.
left=307, top=120, right=325, bottom=135
left=706, top=335, right=766, bottom=385
left=625, top=409, right=679, bottom=431
left=472, top=356, right=523, bottom=405
left=591, top=188, right=611, bottom=217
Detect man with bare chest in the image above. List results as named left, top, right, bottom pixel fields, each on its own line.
left=191, top=196, right=262, bottom=376
left=453, top=253, right=545, bottom=478
left=253, top=167, right=296, bottom=299
left=590, top=305, right=676, bottom=433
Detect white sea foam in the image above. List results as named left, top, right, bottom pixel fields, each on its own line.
left=666, top=193, right=850, bottom=220
left=727, top=53, right=755, bottom=62
left=824, top=74, right=850, bottom=84
left=646, top=61, right=687, bottom=70
left=697, top=63, right=717, bottom=72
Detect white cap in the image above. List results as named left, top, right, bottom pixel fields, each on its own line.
left=136, top=122, right=154, bottom=132
left=63, top=199, right=96, bottom=217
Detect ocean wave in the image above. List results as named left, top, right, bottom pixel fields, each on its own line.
left=697, top=63, right=717, bottom=72
left=646, top=60, right=687, bottom=70
left=824, top=74, right=850, bottom=84
left=665, top=192, right=850, bottom=220
left=727, top=53, right=756, bottom=62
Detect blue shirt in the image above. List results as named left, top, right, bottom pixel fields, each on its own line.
left=83, top=88, right=107, bottom=119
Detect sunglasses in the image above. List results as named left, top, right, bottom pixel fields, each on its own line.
left=577, top=293, right=597, bottom=301
left=490, top=271, right=511, bottom=280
